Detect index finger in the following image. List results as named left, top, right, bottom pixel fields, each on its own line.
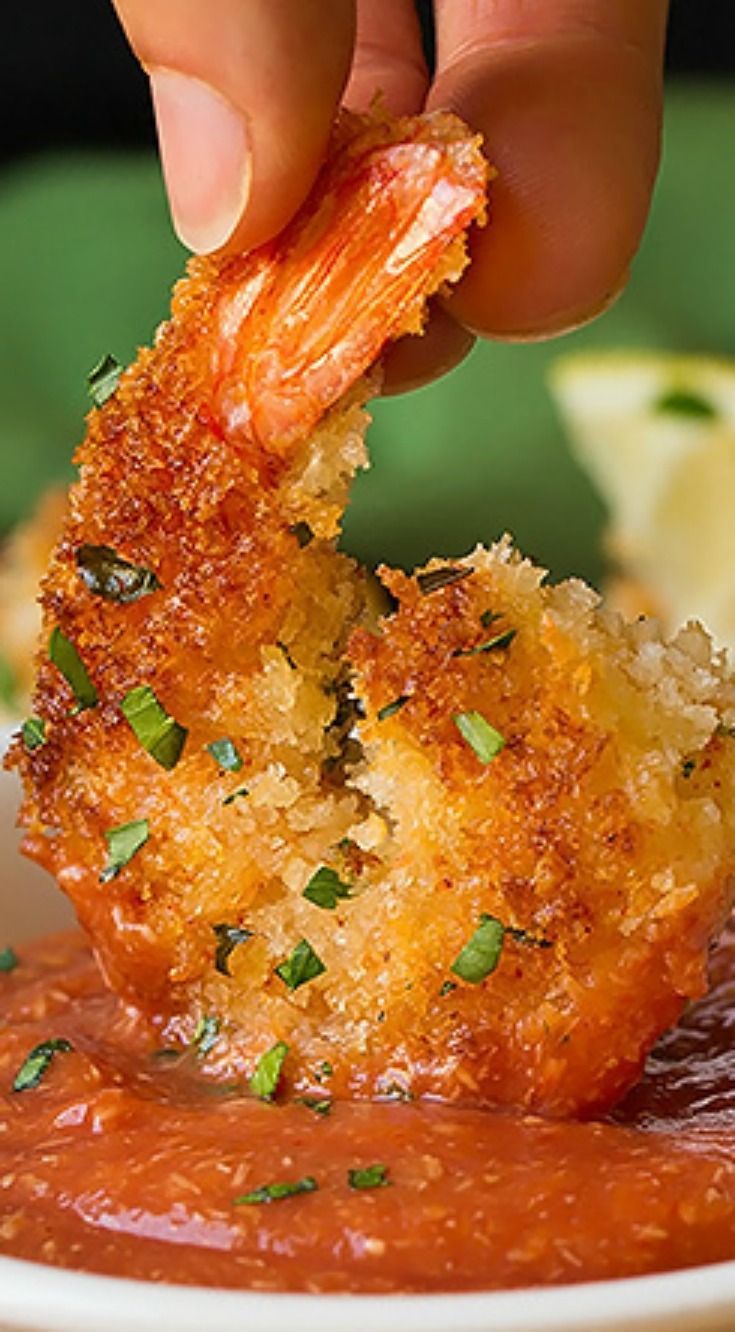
left=430, top=0, right=669, bottom=339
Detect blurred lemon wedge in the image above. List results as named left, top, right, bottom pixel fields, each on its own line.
left=550, top=352, right=735, bottom=651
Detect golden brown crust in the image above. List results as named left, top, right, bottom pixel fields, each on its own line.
left=9, top=108, right=489, bottom=1019
left=348, top=545, right=735, bottom=1112
left=10, top=110, right=735, bottom=1117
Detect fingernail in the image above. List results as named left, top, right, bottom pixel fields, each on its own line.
left=149, top=68, right=251, bottom=254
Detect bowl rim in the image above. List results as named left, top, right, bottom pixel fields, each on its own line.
left=2, top=1253, right=735, bottom=1332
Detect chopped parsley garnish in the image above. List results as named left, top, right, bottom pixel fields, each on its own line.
left=100, top=819, right=149, bottom=883
left=289, top=521, right=314, bottom=548
left=234, top=1176, right=318, bottom=1206
left=453, top=710, right=505, bottom=764
left=451, top=914, right=505, bottom=984
left=377, top=695, right=408, bottom=722
left=87, top=353, right=123, bottom=407
left=0, top=947, right=18, bottom=973
left=297, top=1096, right=332, bottom=1117
left=213, top=923, right=253, bottom=976
left=315, top=1060, right=333, bottom=1082
left=654, top=388, right=717, bottom=420
left=455, top=628, right=517, bottom=657
left=207, top=737, right=243, bottom=772
left=75, top=544, right=161, bottom=604
left=12, top=1038, right=73, bottom=1092
left=121, top=685, right=187, bottom=770
left=249, top=1041, right=289, bottom=1101
left=303, top=866, right=353, bottom=911
left=417, top=566, right=474, bottom=595
left=480, top=609, right=501, bottom=629
left=681, top=757, right=696, bottom=779
left=348, top=1163, right=390, bottom=1191
left=192, top=1014, right=220, bottom=1055
left=21, top=717, right=46, bottom=750
left=0, top=655, right=18, bottom=710
left=223, top=785, right=249, bottom=806
left=49, top=627, right=98, bottom=711
left=275, top=939, right=326, bottom=991
left=438, top=979, right=457, bottom=997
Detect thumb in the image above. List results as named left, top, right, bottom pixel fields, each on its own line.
left=114, top=0, right=356, bottom=254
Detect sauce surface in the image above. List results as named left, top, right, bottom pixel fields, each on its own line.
left=3, top=928, right=735, bottom=1292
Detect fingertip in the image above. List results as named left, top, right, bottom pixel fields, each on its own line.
left=380, top=303, right=476, bottom=395
left=122, top=0, right=355, bottom=257
left=150, top=69, right=252, bottom=255
left=343, top=0, right=429, bottom=116
left=429, top=35, right=662, bottom=339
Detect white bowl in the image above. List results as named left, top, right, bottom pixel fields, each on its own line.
left=3, top=735, right=735, bottom=1332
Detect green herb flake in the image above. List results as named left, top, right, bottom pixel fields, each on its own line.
left=234, top=1176, right=318, bottom=1206
left=438, top=979, right=457, bottom=997
left=151, top=1047, right=183, bottom=1063
left=303, top=865, right=353, bottom=911
left=451, top=914, right=505, bottom=985
left=654, top=389, right=718, bottom=420
left=0, top=656, right=18, bottom=711
left=213, top=923, right=253, bottom=976
left=453, top=710, right=505, bottom=764
left=417, top=566, right=474, bottom=595
left=249, top=1041, right=289, bottom=1101
left=192, top=1014, right=220, bottom=1056
left=75, top=544, right=161, bottom=604
left=87, top=353, right=123, bottom=407
left=315, top=1060, right=333, bottom=1082
left=480, top=610, right=501, bottom=629
left=289, top=521, right=314, bottom=548
left=100, top=819, right=149, bottom=883
left=21, top=717, right=46, bottom=751
left=0, top=947, right=18, bottom=974
left=207, top=737, right=243, bottom=773
left=455, top=628, right=517, bottom=658
left=297, top=1096, right=332, bottom=1117
left=222, top=785, right=249, bottom=806
left=12, top=1038, right=73, bottom=1092
left=377, top=695, right=408, bottom=722
left=275, top=939, right=326, bottom=992
left=681, top=757, right=696, bottom=780
left=49, top=627, right=98, bottom=712
left=121, top=685, right=187, bottom=770
left=348, top=1163, right=390, bottom=1191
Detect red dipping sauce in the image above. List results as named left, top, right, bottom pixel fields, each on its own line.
left=2, top=928, right=735, bottom=1292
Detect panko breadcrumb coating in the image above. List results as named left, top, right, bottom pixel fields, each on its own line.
left=10, top=111, right=735, bottom=1117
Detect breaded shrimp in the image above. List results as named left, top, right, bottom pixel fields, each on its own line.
left=10, top=109, right=735, bottom=1118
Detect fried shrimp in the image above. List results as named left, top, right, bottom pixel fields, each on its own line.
left=10, top=109, right=735, bottom=1117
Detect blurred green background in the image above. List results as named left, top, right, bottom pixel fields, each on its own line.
left=0, top=84, right=733, bottom=587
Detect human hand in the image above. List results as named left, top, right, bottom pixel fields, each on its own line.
left=112, top=0, right=669, bottom=387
